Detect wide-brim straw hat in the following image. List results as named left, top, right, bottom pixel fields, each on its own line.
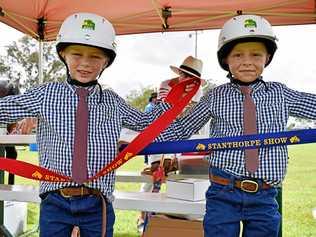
left=170, top=56, right=206, bottom=85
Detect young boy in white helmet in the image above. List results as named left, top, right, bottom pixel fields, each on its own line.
left=160, top=15, right=316, bottom=236
left=0, top=12, right=175, bottom=237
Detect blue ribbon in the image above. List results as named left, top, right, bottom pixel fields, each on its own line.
left=131, top=129, right=316, bottom=155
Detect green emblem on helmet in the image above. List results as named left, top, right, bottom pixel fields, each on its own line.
left=244, top=19, right=257, bottom=28
left=82, top=19, right=95, bottom=30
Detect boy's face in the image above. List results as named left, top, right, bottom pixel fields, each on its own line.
left=226, top=42, right=270, bottom=83
left=179, top=71, right=194, bottom=80
left=61, top=45, right=109, bottom=83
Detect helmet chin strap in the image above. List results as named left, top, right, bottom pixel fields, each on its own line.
left=67, top=75, right=98, bottom=87
left=66, top=71, right=104, bottom=104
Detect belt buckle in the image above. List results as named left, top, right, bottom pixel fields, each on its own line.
left=59, top=187, right=86, bottom=198
left=59, top=189, right=72, bottom=198
left=240, top=180, right=259, bottom=193
left=80, top=186, right=85, bottom=196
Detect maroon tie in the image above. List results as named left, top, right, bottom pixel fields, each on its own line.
left=240, top=86, right=259, bottom=173
left=72, top=88, right=89, bottom=184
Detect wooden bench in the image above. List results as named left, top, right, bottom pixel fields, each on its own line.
left=0, top=184, right=205, bottom=215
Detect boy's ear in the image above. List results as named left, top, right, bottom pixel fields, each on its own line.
left=222, top=58, right=228, bottom=68
left=265, top=54, right=271, bottom=64
left=103, top=57, right=110, bottom=69
left=59, top=51, right=66, bottom=60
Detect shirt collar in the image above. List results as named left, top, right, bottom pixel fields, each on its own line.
left=65, top=81, right=99, bottom=96
left=230, top=78, right=267, bottom=93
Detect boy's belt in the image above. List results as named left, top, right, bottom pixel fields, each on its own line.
left=209, top=174, right=271, bottom=193
left=57, top=186, right=107, bottom=237
left=58, top=186, right=100, bottom=198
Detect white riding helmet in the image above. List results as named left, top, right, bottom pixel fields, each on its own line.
left=56, top=12, right=117, bottom=67
left=217, top=15, right=278, bottom=71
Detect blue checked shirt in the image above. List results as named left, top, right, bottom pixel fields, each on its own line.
left=170, top=80, right=316, bottom=186
left=0, top=82, right=172, bottom=200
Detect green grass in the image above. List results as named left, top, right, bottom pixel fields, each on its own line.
left=8, top=144, right=316, bottom=236
left=282, top=144, right=316, bottom=237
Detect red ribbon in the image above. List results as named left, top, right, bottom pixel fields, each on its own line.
left=0, top=158, right=71, bottom=182
left=0, top=78, right=201, bottom=182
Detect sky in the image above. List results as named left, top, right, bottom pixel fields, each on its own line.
left=0, top=22, right=316, bottom=98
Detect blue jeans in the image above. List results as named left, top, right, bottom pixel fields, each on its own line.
left=203, top=167, right=281, bottom=237
left=39, top=192, right=115, bottom=237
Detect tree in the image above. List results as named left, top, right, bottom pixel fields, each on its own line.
left=0, top=35, right=66, bottom=90
left=125, top=86, right=156, bottom=111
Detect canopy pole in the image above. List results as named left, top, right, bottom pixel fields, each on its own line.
left=38, top=41, right=43, bottom=85
left=37, top=17, right=46, bottom=85
left=189, top=31, right=198, bottom=57
left=194, top=31, right=198, bottom=58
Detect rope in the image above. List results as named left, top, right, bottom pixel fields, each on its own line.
left=113, top=22, right=164, bottom=29
left=251, top=0, right=309, bottom=12
left=2, top=10, right=39, bottom=38
left=173, top=12, right=235, bottom=28
left=113, top=10, right=156, bottom=22
left=244, top=11, right=316, bottom=18
left=4, top=10, right=38, bottom=23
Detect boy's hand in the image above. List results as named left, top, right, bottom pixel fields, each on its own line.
left=117, top=140, right=129, bottom=153
left=182, top=79, right=198, bottom=96
left=164, top=77, right=200, bottom=105
left=158, top=77, right=178, bottom=101
left=14, top=118, right=37, bottom=134
left=159, top=77, right=197, bottom=102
